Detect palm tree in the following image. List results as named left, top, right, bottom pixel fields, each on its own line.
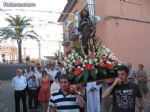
left=0, top=15, right=39, bottom=63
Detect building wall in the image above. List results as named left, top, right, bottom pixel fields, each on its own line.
left=63, top=0, right=85, bottom=54
left=95, top=0, right=150, bottom=72
left=0, top=45, right=17, bottom=63
left=62, top=0, right=150, bottom=72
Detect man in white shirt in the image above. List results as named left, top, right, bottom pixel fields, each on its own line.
left=51, top=74, right=60, bottom=94
left=12, top=69, right=27, bottom=112
left=49, top=63, right=58, bottom=84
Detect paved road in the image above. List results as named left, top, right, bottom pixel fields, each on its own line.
left=0, top=80, right=14, bottom=112
left=0, top=80, right=150, bottom=112
left=0, top=80, right=43, bottom=112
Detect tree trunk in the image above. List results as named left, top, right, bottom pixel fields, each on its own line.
left=18, top=42, right=22, bottom=63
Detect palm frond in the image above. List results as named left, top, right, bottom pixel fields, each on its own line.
left=24, top=30, right=39, bottom=37
left=23, top=34, right=38, bottom=40
left=0, top=28, right=17, bottom=41
left=23, top=30, right=39, bottom=40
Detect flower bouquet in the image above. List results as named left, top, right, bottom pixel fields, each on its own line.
left=62, top=46, right=121, bottom=84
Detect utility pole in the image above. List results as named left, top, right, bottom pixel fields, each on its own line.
left=58, top=41, right=61, bottom=61
left=37, top=39, right=41, bottom=65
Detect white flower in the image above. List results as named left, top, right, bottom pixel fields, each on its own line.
left=94, top=59, right=98, bottom=62
left=106, top=48, right=111, bottom=53
left=78, top=66, right=81, bottom=69
left=80, top=58, right=83, bottom=62
left=84, top=55, right=87, bottom=58
left=72, top=60, right=76, bottom=63
left=106, top=61, right=112, bottom=64
left=81, top=68, right=84, bottom=71
left=111, top=56, right=117, bottom=60
left=68, top=64, right=72, bottom=67
left=84, top=60, right=88, bottom=63
left=68, top=54, right=72, bottom=58
left=75, top=53, right=78, bottom=57
left=96, top=62, right=99, bottom=66
left=89, top=60, right=93, bottom=64
left=64, top=57, right=67, bottom=60
left=83, top=63, right=85, bottom=67
left=72, top=49, right=75, bottom=53
left=64, top=63, right=67, bottom=67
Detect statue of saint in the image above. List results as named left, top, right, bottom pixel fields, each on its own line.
left=78, top=10, right=92, bottom=55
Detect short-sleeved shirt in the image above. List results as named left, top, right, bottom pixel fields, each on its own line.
left=49, top=89, right=80, bottom=112
left=111, top=82, right=142, bottom=112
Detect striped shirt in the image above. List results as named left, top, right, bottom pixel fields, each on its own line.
left=49, top=89, right=80, bottom=112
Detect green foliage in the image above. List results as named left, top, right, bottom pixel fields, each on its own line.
left=0, top=15, right=39, bottom=63
left=25, top=56, right=30, bottom=62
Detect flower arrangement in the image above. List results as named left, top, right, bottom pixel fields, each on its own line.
left=62, top=46, right=121, bottom=83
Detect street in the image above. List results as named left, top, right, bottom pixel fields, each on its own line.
left=1, top=80, right=150, bottom=112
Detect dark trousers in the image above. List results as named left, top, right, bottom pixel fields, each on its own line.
left=28, top=89, right=38, bottom=109
left=14, top=89, right=27, bottom=112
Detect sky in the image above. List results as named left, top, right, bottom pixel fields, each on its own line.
left=0, top=0, right=67, bottom=59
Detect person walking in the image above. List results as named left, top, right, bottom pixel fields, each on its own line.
left=136, top=64, right=149, bottom=100
left=28, top=75, right=39, bottom=110
left=102, top=65, right=144, bottom=112
left=127, top=62, right=136, bottom=83
left=49, top=75, right=85, bottom=112
left=11, top=69, right=27, bottom=112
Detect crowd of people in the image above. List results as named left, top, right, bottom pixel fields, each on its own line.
left=11, top=62, right=149, bottom=112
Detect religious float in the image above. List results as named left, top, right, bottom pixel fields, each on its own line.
left=62, top=9, right=121, bottom=84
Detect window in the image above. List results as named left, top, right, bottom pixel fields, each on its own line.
left=121, top=0, right=142, bottom=17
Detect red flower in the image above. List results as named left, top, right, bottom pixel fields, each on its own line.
left=85, top=64, right=93, bottom=71
left=87, top=53, right=94, bottom=58
left=75, top=68, right=81, bottom=76
left=106, top=64, right=113, bottom=69
left=114, top=60, right=119, bottom=64
left=98, top=63, right=107, bottom=68
left=102, top=56, right=107, bottom=62
left=74, top=60, right=81, bottom=66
